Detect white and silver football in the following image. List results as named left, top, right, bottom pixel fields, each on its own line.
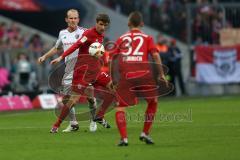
left=88, top=42, right=105, bottom=57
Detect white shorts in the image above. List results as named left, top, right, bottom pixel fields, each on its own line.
left=60, top=58, right=77, bottom=95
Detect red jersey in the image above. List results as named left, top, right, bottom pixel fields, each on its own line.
left=62, top=27, right=104, bottom=58
left=61, top=27, right=105, bottom=90
left=112, top=29, right=158, bottom=76
left=111, top=30, right=159, bottom=107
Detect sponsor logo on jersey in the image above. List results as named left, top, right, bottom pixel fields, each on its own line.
left=80, top=36, right=87, bottom=43
left=63, top=42, right=75, bottom=45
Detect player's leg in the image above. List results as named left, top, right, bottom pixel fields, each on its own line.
left=61, top=87, right=98, bottom=132
left=115, top=95, right=137, bottom=147
left=61, top=67, right=80, bottom=132
left=92, top=72, right=114, bottom=128
left=93, top=92, right=113, bottom=129
left=50, top=93, right=81, bottom=133
left=87, top=97, right=97, bottom=120
left=93, top=84, right=115, bottom=129
left=83, top=84, right=98, bottom=132
left=87, top=97, right=98, bottom=132
left=60, top=85, right=79, bottom=132
left=115, top=107, right=128, bottom=146
left=140, top=97, right=158, bottom=144
left=114, top=78, right=138, bottom=146
left=62, top=107, right=79, bottom=132
left=94, top=89, right=114, bottom=120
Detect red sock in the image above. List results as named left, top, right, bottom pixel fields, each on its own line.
left=115, top=111, right=127, bottom=139
left=143, top=99, right=157, bottom=135
left=53, top=105, right=71, bottom=127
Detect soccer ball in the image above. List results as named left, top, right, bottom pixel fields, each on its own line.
left=88, top=42, right=105, bottom=57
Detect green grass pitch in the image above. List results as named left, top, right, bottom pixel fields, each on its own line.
left=0, top=95, right=239, bottom=160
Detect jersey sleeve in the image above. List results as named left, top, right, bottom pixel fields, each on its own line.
left=148, top=36, right=158, bottom=54
left=61, top=32, right=88, bottom=58
left=55, top=32, right=63, bottom=49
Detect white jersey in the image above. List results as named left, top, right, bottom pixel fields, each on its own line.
left=55, top=26, right=86, bottom=62
left=55, top=26, right=86, bottom=92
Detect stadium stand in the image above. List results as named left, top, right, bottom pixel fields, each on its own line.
left=0, top=0, right=240, bottom=100
left=0, top=15, right=56, bottom=96
left=98, top=0, right=240, bottom=44
left=0, top=0, right=87, bottom=37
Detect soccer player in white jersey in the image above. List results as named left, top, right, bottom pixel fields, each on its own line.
left=38, top=9, right=98, bottom=132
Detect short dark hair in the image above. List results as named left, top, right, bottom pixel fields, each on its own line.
left=96, top=13, right=110, bottom=24
left=128, top=11, right=143, bottom=27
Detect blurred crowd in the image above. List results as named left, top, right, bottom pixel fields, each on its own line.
left=0, top=22, right=46, bottom=52
left=99, top=0, right=240, bottom=44
left=0, top=22, right=50, bottom=94
left=155, top=34, right=186, bottom=96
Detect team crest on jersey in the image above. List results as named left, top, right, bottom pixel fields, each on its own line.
left=75, top=34, right=80, bottom=39
left=213, top=49, right=237, bottom=77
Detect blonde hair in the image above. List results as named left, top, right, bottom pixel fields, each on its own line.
left=66, top=9, right=79, bottom=18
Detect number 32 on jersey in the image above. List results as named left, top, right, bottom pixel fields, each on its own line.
left=121, top=36, right=144, bottom=62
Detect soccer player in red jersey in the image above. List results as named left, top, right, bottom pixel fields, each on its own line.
left=111, top=11, right=168, bottom=146
left=38, top=9, right=99, bottom=132
left=49, top=14, right=113, bottom=133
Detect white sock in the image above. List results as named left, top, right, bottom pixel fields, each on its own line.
left=123, top=138, right=128, bottom=143
left=69, top=107, right=77, bottom=122
left=70, top=121, right=78, bottom=125
left=140, top=132, right=147, bottom=137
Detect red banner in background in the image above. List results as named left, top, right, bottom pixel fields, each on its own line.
left=195, top=45, right=240, bottom=84
left=0, top=0, right=41, bottom=11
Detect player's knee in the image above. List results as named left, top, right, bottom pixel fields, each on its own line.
left=116, top=107, right=125, bottom=112
left=62, top=95, right=70, bottom=105
left=87, top=97, right=95, bottom=104
left=147, top=97, right=157, bottom=103
left=84, top=85, right=94, bottom=98
left=147, top=98, right=158, bottom=108
left=65, top=95, right=79, bottom=107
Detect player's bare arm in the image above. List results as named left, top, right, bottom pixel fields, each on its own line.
left=50, top=56, right=64, bottom=65
left=38, top=47, right=59, bottom=64
left=152, top=52, right=168, bottom=84
left=50, top=35, right=87, bottom=65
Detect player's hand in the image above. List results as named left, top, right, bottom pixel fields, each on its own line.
left=50, top=56, right=63, bottom=65
left=158, top=75, right=168, bottom=87
left=38, top=56, right=46, bottom=64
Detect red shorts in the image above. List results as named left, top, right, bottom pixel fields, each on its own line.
left=93, top=72, right=111, bottom=88
left=72, top=71, right=111, bottom=94
left=116, top=71, right=158, bottom=107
